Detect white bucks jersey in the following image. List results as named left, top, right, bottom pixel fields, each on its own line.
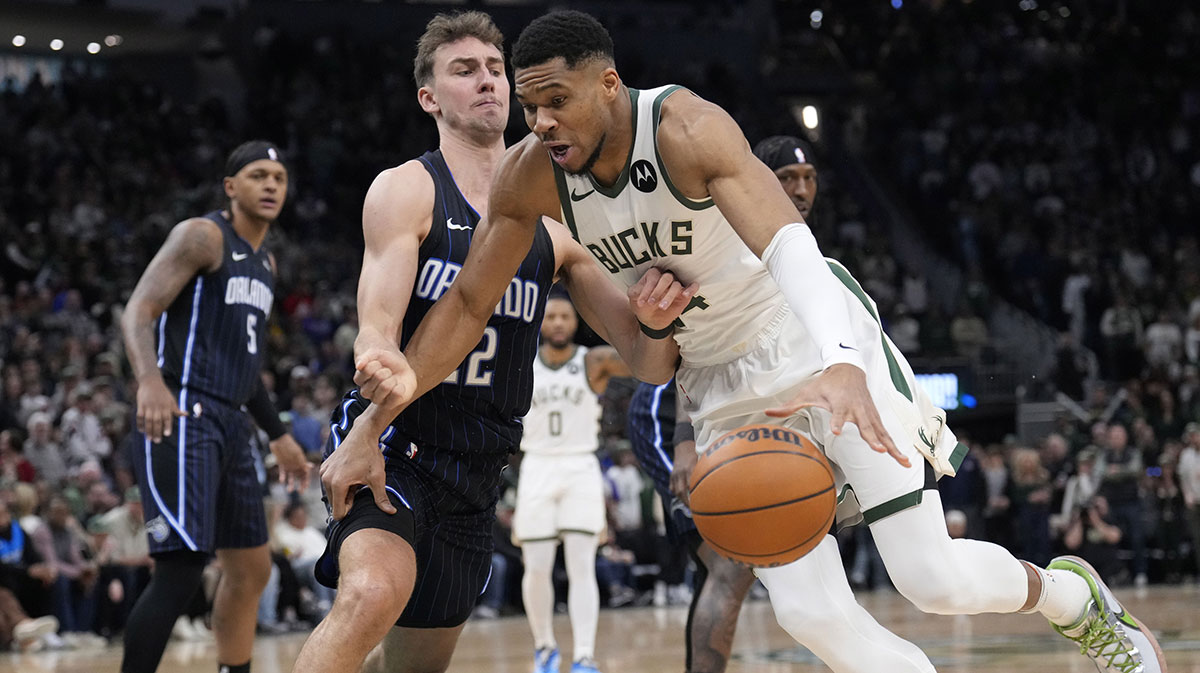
left=554, top=85, right=787, bottom=367
left=522, top=347, right=602, bottom=455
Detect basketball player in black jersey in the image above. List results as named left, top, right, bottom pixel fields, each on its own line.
left=625, top=136, right=819, bottom=673
left=120, top=141, right=311, bottom=673
left=295, top=13, right=693, bottom=673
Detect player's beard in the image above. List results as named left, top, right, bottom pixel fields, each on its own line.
left=563, top=133, right=606, bottom=176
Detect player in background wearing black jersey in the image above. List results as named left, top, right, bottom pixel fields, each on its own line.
left=120, top=141, right=311, bottom=673
left=296, top=13, right=692, bottom=673
left=626, top=136, right=818, bottom=673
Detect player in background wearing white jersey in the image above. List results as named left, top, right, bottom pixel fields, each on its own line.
left=367, top=10, right=1166, bottom=673
left=517, top=294, right=629, bottom=673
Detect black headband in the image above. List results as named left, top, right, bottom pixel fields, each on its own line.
left=225, top=140, right=286, bottom=177
left=752, top=135, right=816, bottom=171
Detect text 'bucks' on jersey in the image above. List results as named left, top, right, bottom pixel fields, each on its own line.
left=552, top=85, right=789, bottom=368
left=387, top=149, right=556, bottom=454
left=156, top=210, right=274, bottom=407
left=521, top=346, right=602, bottom=455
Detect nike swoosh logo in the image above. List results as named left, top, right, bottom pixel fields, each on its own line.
left=838, top=342, right=858, bottom=351
left=570, top=188, right=595, bottom=202
left=232, top=252, right=248, bottom=261
left=446, top=218, right=472, bottom=231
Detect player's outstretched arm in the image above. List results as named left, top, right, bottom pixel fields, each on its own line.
left=399, top=138, right=557, bottom=402
left=121, top=218, right=223, bottom=442
left=656, top=93, right=906, bottom=466
left=548, top=220, right=690, bottom=385
left=324, top=163, right=431, bottom=519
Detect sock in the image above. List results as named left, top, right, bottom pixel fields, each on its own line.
left=521, top=540, right=558, bottom=651
left=1022, top=563, right=1092, bottom=626
left=218, top=663, right=250, bottom=673
left=121, top=550, right=207, bottom=673
left=563, top=533, right=599, bottom=662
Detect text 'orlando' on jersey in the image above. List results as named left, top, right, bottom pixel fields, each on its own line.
left=552, top=85, right=790, bottom=369
left=388, top=149, right=556, bottom=454
left=156, top=210, right=274, bottom=406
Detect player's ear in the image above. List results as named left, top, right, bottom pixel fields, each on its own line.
left=222, top=176, right=236, bottom=199
left=599, top=66, right=621, bottom=101
left=417, top=85, right=439, bottom=115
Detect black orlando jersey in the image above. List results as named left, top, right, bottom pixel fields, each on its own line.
left=388, top=149, right=555, bottom=454
left=156, top=210, right=274, bottom=407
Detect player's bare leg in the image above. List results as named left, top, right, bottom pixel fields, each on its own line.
left=361, top=623, right=468, bottom=673
left=213, top=545, right=272, bottom=667
left=686, top=539, right=756, bottom=673
left=291, top=529, right=417, bottom=673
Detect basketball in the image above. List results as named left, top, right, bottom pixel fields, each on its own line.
left=688, top=424, right=836, bottom=567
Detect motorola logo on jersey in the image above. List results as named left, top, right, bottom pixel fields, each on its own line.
left=631, top=159, right=658, bottom=192
left=415, top=257, right=541, bottom=324
left=224, top=276, right=274, bottom=314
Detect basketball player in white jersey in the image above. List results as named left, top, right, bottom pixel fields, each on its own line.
left=517, top=294, right=628, bottom=673
left=366, top=10, right=1165, bottom=673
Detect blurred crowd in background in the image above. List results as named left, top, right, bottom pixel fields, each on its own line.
left=1, top=0, right=1199, bottom=651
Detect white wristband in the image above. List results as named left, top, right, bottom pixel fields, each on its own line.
left=762, top=223, right=866, bottom=372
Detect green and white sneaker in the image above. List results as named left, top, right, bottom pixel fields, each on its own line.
left=1048, top=556, right=1166, bottom=672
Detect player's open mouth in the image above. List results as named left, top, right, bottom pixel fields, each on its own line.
left=547, top=144, right=570, bottom=164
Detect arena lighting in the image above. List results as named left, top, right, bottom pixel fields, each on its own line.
left=50, top=38, right=64, bottom=51
left=12, top=35, right=26, bottom=47
left=87, top=42, right=101, bottom=54
left=809, top=9, right=823, bottom=29
left=104, top=34, right=122, bottom=47
left=802, top=105, right=819, bottom=129
left=892, top=0, right=903, bottom=9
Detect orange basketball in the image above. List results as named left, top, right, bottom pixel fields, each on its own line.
left=688, top=424, right=836, bottom=567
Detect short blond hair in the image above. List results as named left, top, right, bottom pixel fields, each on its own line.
left=413, top=11, right=504, bottom=88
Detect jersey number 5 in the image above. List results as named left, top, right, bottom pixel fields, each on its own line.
left=246, top=314, right=258, bottom=354
left=443, top=326, right=497, bottom=387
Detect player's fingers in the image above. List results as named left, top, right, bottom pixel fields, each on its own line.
left=655, top=282, right=682, bottom=311
left=355, top=349, right=382, bottom=372
left=369, top=471, right=397, bottom=515
left=682, top=281, right=699, bottom=300
left=173, top=406, right=188, bottom=417
left=636, top=268, right=662, bottom=305
left=652, top=272, right=675, bottom=305
left=830, top=408, right=847, bottom=436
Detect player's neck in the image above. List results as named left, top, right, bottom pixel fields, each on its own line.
left=589, top=85, right=635, bottom=187
left=226, top=207, right=270, bottom=250
left=540, top=342, right=575, bottom=366
left=439, top=128, right=506, bottom=208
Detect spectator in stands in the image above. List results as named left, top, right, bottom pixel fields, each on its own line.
left=950, top=305, right=989, bottom=359
left=1097, top=424, right=1148, bottom=586
left=1008, top=448, right=1053, bottom=565
left=1100, top=293, right=1143, bottom=381
left=0, top=431, right=35, bottom=484
left=43, top=495, right=100, bottom=643
left=22, top=412, right=65, bottom=487
left=1063, top=495, right=1123, bottom=581
left=59, top=383, right=111, bottom=472
left=92, top=487, right=151, bottom=636
left=271, top=501, right=333, bottom=620
left=0, top=499, right=56, bottom=633
left=1145, top=310, right=1184, bottom=373
left=1180, top=423, right=1200, bottom=578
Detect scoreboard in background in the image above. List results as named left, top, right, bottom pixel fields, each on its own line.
left=914, top=372, right=977, bottom=410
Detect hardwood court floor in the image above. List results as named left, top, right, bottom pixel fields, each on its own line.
left=5, top=584, right=1199, bottom=672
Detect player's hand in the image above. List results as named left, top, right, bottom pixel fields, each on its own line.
left=670, top=439, right=698, bottom=507
left=319, top=423, right=396, bottom=520
left=268, top=434, right=314, bottom=492
left=354, top=331, right=417, bottom=413
left=135, top=375, right=187, bottom=442
left=629, top=268, right=699, bottom=330
left=764, top=363, right=910, bottom=468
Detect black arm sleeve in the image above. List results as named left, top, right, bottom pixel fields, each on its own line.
left=245, top=378, right=287, bottom=441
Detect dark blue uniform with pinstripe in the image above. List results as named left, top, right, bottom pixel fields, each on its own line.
left=317, top=149, right=555, bottom=628
left=131, top=210, right=274, bottom=555
left=627, top=379, right=697, bottom=540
